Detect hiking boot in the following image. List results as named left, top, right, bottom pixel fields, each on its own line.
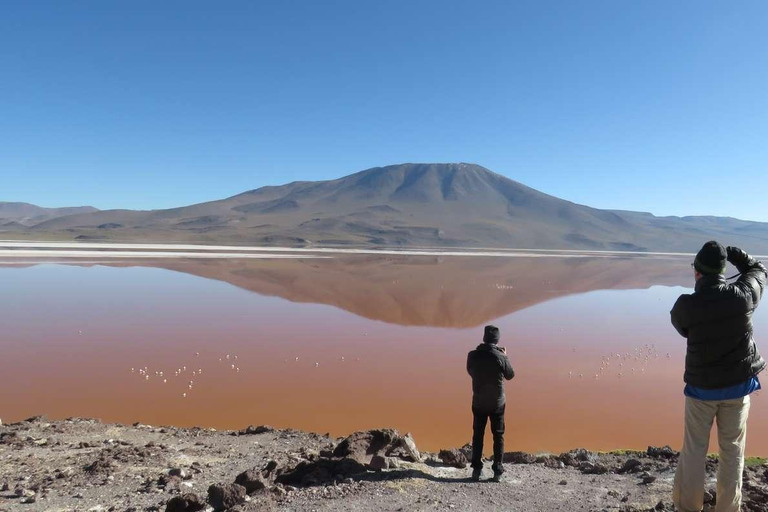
left=491, top=471, right=502, bottom=483
left=471, top=468, right=482, bottom=481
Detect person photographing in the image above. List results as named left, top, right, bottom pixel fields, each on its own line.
left=466, top=325, right=515, bottom=482
left=671, top=242, right=767, bottom=512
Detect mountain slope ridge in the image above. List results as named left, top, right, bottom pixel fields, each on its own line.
left=4, top=163, right=768, bottom=252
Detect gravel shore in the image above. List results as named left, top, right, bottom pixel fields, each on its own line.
left=1, top=416, right=766, bottom=511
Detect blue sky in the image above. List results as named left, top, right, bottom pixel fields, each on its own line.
left=2, top=1, right=767, bottom=221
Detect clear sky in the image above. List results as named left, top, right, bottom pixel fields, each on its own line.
left=2, top=1, right=767, bottom=221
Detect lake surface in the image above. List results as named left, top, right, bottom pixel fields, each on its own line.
left=1, top=252, right=767, bottom=455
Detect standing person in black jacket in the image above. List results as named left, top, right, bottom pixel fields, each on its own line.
left=466, top=325, right=515, bottom=482
left=671, top=242, right=767, bottom=512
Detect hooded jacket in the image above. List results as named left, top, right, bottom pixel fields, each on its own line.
left=671, top=247, right=767, bottom=389
left=467, top=343, right=515, bottom=412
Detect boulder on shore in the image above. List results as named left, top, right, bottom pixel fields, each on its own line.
left=165, top=493, right=206, bottom=512
left=332, top=429, right=421, bottom=463
left=275, top=458, right=367, bottom=487
left=439, top=448, right=469, bottom=468
left=332, top=429, right=399, bottom=462
left=234, top=468, right=267, bottom=494
left=207, top=483, right=246, bottom=511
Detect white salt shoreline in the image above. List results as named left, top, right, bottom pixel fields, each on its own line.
left=0, top=241, right=705, bottom=260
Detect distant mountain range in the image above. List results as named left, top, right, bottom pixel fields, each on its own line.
left=0, top=202, right=98, bottom=228
left=3, top=163, right=768, bottom=252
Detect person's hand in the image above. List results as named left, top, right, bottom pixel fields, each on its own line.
left=499, top=346, right=507, bottom=354
left=726, top=246, right=746, bottom=264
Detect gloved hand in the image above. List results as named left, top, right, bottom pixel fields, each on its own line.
left=726, top=246, right=749, bottom=266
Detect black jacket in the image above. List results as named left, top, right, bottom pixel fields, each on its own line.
left=671, top=247, right=767, bottom=389
left=467, top=343, right=515, bottom=412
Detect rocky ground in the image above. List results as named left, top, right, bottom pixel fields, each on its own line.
left=1, top=417, right=767, bottom=512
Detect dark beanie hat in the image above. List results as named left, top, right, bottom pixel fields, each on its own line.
left=483, top=325, right=500, bottom=344
left=694, top=241, right=727, bottom=275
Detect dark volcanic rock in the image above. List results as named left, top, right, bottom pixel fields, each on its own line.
left=237, top=425, right=275, bottom=436
left=0, top=432, right=22, bottom=446
left=165, top=493, right=206, bottom=512
left=439, top=449, right=468, bottom=468
left=262, top=460, right=279, bottom=478
left=385, top=432, right=421, bottom=462
left=503, top=451, right=537, bottom=464
left=234, top=468, right=267, bottom=494
left=169, top=468, right=188, bottom=479
left=84, top=457, right=115, bottom=475
left=158, top=474, right=181, bottom=489
left=438, top=448, right=468, bottom=468
left=618, top=459, right=643, bottom=474
left=276, top=458, right=368, bottom=486
left=579, top=461, right=609, bottom=475
left=559, top=448, right=597, bottom=467
left=369, top=455, right=388, bottom=470
left=333, top=429, right=399, bottom=463
left=539, top=455, right=566, bottom=469
left=85, top=446, right=153, bottom=477
left=647, top=446, right=677, bottom=459
left=208, top=483, right=247, bottom=511
left=458, top=443, right=473, bottom=460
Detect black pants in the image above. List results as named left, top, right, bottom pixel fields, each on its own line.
left=471, top=404, right=505, bottom=472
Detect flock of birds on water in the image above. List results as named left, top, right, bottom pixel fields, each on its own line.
left=129, top=346, right=365, bottom=399
left=124, top=336, right=762, bottom=400
left=130, top=351, right=241, bottom=399
left=569, top=343, right=672, bottom=382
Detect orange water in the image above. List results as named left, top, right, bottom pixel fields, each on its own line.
left=1, top=255, right=766, bottom=455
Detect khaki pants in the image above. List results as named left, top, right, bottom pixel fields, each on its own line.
left=673, top=395, right=751, bottom=512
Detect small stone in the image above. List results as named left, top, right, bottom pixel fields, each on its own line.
left=169, top=468, right=187, bottom=479
left=558, top=480, right=567, bottom=485
left=158, top=475, right=181, bottom=489
left=16, top=487, right=35, bottom=498
left=642, top=475, right=657, bottom=485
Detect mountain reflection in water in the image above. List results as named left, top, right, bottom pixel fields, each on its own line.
left=100, top=254, right=691, bottom=327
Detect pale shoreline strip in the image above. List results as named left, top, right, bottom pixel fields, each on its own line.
left=0, top=241, right=706, bottom=259
left=0, top=250, right=330, bottom=259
